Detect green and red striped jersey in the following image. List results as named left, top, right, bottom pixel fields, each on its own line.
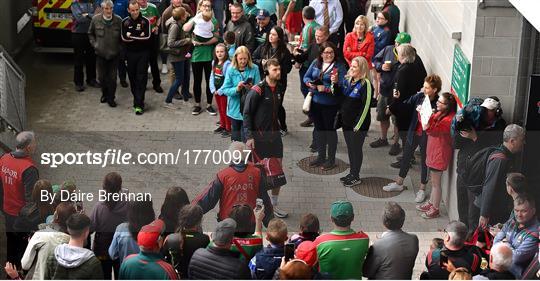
left=313, top=229, right=369, bottom=279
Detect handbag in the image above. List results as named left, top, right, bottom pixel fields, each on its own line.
left=302, top=93, right=313, bottom=114
left=253, top=151, right=287, bottom=190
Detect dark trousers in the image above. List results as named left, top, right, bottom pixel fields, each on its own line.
left=97, top=56, right=119, bottom=102
left=72, top=33, right=96, bottom=86
left=299, top=67, right=308, bottom=97
left=343, top=129, right=367, bottom=177
left=118, top=46, right=127, bottom=82
left=230, top=118, right=244, bottom=142
left=192, top=61, right=213, bottom=104
left=182, top=60, right=191, bottom=96
left=312, top=102, right=338, bottom=162
left=328, top=32, right=344, bottom=59
left=100, top=258, right=120, bottom=280
left=166, top=60, right=185, bottom=103
left=126, top=50, right=149, bottom=108
left=457, top=173, right=479, bottom=231
left=4, top=213, right=28, bottom=268
left=278, top=85, right=287, bottom=131
left=148, top=35, right=161, bottom=87
left=399, top=132, right=428, bottom=184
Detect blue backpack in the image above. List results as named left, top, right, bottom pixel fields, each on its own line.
left=451, top=97, right=485, bottom=136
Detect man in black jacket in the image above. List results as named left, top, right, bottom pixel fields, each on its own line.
left=475, top=124, right=525, bottom=230
left=121, top=0, right=151, bottom=115
left=244, top=59, right=288, bottom=219
left=225, top=3, right=256, bottom=52
left=454, top=96, right=506, bottom=231
left=188, top=218, right=251, bottom=279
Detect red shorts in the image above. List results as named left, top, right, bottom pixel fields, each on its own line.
left=285, top=11, right=302, bottom=34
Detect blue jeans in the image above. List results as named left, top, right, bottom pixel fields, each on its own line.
left=166, top=60, right=185, bottom=103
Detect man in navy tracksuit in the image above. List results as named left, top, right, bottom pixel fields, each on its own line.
left=121, top=1, right=151, bottom=115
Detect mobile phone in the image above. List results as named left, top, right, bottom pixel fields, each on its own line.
left=245, top=77, right=253, bottom=84
left=255, top=198, right=263, bottom=212
left=440, top=252, right=449, bottom=268
left=284, top=243, right=295, bottom=262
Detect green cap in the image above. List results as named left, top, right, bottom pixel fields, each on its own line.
left=395, top=32, right=411, bottom=44
left=331, top=201, right=354, bottom=218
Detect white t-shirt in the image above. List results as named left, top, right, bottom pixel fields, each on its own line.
left=193, top=16, right=214, bottom=39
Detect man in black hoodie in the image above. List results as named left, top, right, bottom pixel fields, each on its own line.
left=225, top=3, right=256, bottom=52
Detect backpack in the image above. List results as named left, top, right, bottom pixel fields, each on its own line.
left=451, top=97, right=485, bottom=135
left=463, top=146, right=508, bottom=195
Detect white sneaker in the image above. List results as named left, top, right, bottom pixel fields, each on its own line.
left=273, top=207, right=288, bottom=218
left=162, top=102, right=179, bottom=110
left=415, top=189, right=426, bottom=203
left=161, top=64, right=168, bottom=74
left=382, top=182, right=404, bottom=192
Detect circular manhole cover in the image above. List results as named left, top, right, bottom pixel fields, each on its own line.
left=297, top=156, right=349, bottom=175
left=350, top=177, right=406, bottom=198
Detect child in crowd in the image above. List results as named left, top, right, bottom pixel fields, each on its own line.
left=288, top=213, right=320, bottom=247
left=297, top=6, right=319, bottom=51
left=210, top=43, right=232, bottom=138
left=192, top=9, right=215, bottom=46
left=224, top=31, right=237, bottom=58
left=371, top=11, right=391, bottom=97
left=282, top=0, right=303, bottom=41
left=249, top=218, right=288, bottom=279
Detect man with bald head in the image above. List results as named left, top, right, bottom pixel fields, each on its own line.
left=0, top=131, right=39, bottom=267
left=473, top=242, right=515, bottom=280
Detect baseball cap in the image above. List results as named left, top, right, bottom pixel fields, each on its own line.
left=256, top=9, right=270, bottom=20
left=295, top=241, right=318, bottom=267
left=395, top=32, right=411, bottom=44
left=212, top=218, right=237, bottom=246
left=137, top=219, right=165, bottom=249
left=330, top=200, right=354, bottom=218
left=481, top=97, right=500, bottom=110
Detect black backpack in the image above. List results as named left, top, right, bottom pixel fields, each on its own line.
left=463, top=146, right=508, bottom=195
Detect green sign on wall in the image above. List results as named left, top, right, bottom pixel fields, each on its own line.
left=451, top=44, right=471, bottom=108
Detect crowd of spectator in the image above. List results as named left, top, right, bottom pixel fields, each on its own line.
left=0, top=0, right=539, bottom=279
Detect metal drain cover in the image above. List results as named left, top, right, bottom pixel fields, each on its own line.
left=350, top=177, right=406, bottom=198
left=297, top=156, right=349, bottom=175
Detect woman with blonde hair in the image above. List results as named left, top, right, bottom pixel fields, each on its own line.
left=331, top=56, right=372, bottom=187
left=220, top=46, right=261, bottom=141
left=343, top=15, right=375, bottom=67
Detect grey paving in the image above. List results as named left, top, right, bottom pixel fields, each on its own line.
left=20, top=51, right=451, bottom=278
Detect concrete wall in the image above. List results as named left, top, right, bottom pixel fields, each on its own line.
left=470, top=6, right=523, bottom=121
left=0, top=0, right=34, bottom=56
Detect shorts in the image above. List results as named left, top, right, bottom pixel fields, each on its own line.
left=376, top=95, right=392, bottom=121
left=285, top=11, right=302, bottom=34
left=254, top=137, right=283, bottom=159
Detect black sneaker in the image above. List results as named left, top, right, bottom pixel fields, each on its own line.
left=120, top=80, right=129, bottom=88
left=343, top=176, right=362, bottom=187
left=108, top=100, right=117, bottom=108
left=370, top=138, right=389, bottom=148
left=173, top=93, right=183, bottom=100
left=340, top=174, right=353, bottom=183
left=100, top=96, right=107, bottom=103
left=154, top=85, right=164, bottom=93
left=75, top=85, right=85, bottom=92
left=216, top=121, right=221, bottom=126
left=300, top=118, right=313, bottom=127
left=388, top=142, right=402, bottom=156
left=321, top=160, right=336, bottom=171
left=390, top=160, right=403, bottom=169
left=206, top=106, right=217, bottom=116
left=87, top=79, right=101, bottom=88
left=309, top=157, right=325, bottom=167
left=221, top=130, right=231, bottom=138
left=192, top=106, right=202, bottom=115
left=214, top=127, right=225, bottom=134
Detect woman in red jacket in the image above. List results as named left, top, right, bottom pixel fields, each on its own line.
left=343, top=15, right=375, bottom=68
left=417, top=92, right=457, bottom=219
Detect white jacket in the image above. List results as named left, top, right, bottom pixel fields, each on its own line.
left=21, top=225, right=69, bottom=280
